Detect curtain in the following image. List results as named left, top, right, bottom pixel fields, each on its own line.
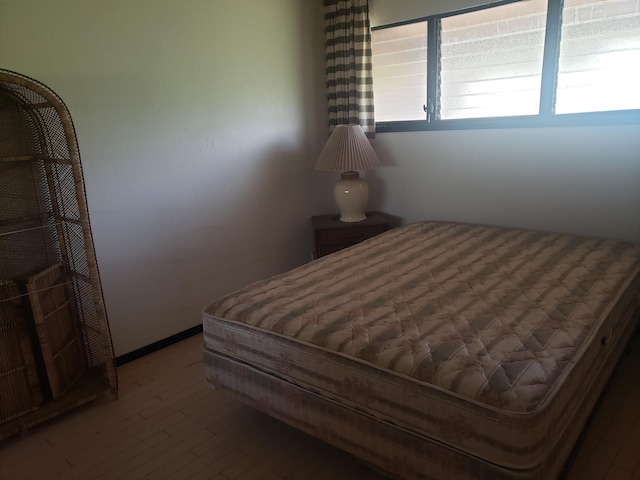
left=324, top=0, right=375, bottom=138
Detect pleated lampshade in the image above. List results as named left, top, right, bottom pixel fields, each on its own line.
left=314, top=124, right=381, bottom=173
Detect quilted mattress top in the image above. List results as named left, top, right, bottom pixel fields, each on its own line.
left=204, top=221, right=640, bottom=414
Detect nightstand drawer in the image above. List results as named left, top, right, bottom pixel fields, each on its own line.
left=311, top=212, right=390, bottom=259
left=317, top=225, right=385, bottom=245
left=317, top=243, right=352, bottom=257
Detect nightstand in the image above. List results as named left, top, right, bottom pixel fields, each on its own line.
left=311, top=211, right=389, bottom=258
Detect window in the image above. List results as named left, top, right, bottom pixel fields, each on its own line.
left=555, top=0, right=640, bottom=114
left=371, top=0, right=640, bottom=130
left=439, top=0, right=547, bottom=119
left=372, top=22, right=428, bottom=122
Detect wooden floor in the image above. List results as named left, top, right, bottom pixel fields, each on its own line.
left=1, top=332, right=639, bottom=480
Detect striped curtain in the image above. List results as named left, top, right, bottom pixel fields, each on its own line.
left=324, top=0, right=375, bottom=138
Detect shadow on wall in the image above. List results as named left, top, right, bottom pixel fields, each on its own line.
left=366, top=137, right=406, bottom=226
left=139, top=142, right=314, bottom=300
left=101, top=140, right=317, bottom=357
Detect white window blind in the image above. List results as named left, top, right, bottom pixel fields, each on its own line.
left=439, top=0, right=548, bottom=120
left=371, top=22, right=428, bottom=122
left=370, top=0, right=640, bottom=127
left=555, top=0, right=640, bottom=114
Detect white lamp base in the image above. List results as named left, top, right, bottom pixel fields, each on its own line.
left=334, top=171, right=369, bottom=222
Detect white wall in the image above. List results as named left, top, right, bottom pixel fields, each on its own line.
left=369, top=125, right=640, bottom=243
left=0, top=0, right=329, bottom=356
left=3, top=0, right=636, bottom=357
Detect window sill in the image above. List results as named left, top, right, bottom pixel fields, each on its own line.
left=375, top=110, right=640, bottom=133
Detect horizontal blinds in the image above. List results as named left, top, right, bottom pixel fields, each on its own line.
left=372, top=22, right=428, bottom=122
left=439, top=0, right=548, bottom=119
left=556, top=0, right=640, bottom=113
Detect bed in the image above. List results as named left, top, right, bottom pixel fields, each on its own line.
left=202, top=221, right=640, bottom=480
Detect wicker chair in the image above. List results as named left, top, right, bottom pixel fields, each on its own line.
left=0, top=69, right=117, bottom=439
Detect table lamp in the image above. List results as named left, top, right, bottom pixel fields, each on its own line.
left=314, top=124, right=381, bottom=222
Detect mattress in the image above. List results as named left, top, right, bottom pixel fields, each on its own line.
left=202, top=221, right=640, bottom=477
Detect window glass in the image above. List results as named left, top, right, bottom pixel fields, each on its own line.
left=372, top=22, right=428, bottom=122
left=555, top=0, right=640, bottom=114
left=439, top=0, right=548, bottom=119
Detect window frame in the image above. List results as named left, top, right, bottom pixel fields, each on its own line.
left=372, top=0, right=640, bottom=132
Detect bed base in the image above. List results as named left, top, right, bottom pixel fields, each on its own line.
left=203, top=310, right=638, bottom=480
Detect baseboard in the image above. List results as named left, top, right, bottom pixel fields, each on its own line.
left=115, top=324, right=203, bottom=366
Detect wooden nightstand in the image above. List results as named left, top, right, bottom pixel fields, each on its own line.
left=311, top=211, right=389, bottom=258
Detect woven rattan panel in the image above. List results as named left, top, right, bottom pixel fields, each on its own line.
left=0, top=91, right=58, bottom=280
left=0, top=69, right=117, bottom=438
left=0, top=281, right=43, bottom=423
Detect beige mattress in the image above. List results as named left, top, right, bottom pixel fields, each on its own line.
left=202, top=222, right=640, bottom=476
